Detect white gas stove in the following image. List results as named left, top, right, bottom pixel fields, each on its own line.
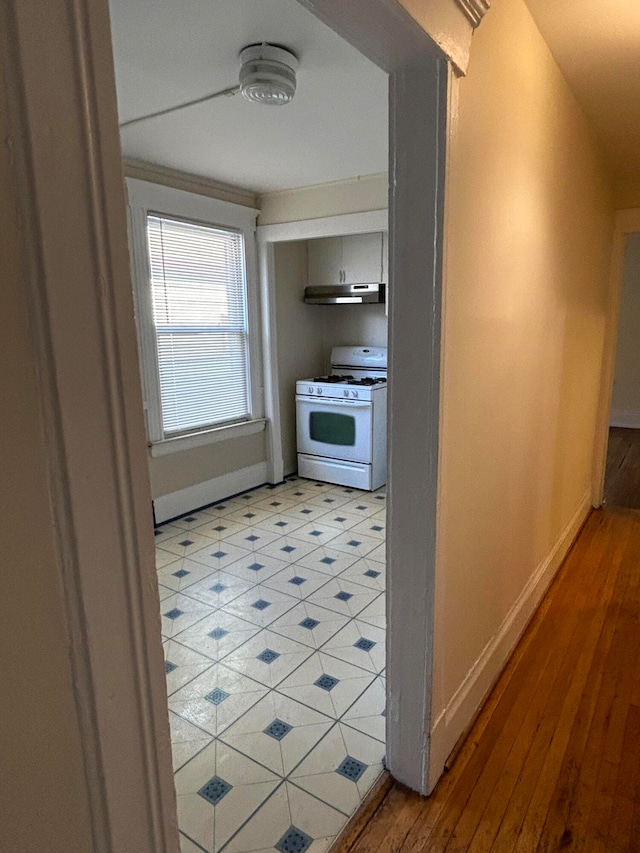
left=296, top=346, right=387, bottom=490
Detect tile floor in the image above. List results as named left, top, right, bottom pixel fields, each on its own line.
left=154, top=476, right=387, bottom=853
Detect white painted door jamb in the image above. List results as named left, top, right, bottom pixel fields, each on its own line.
left=1, top=1, right=178, bottom=851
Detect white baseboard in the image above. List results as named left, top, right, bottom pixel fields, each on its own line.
left=610, top=410, right=640, bottom=429
left=153, top=462, right=268, bottom=524
left=428, top=490, right=592, bottom=791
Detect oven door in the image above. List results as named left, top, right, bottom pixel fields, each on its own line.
left=296, top=395, right=373, bottom=463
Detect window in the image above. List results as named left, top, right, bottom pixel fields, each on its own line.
left=127, top=179, right=263, bottom=453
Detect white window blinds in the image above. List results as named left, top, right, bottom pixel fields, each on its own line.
left=146, top=214, right=250, bottom=436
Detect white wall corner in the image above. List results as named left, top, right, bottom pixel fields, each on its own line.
left=153, top=462, right=268, bottom=524
left=428, top=490, right=592, bottom=792
left=610, top=411, right=640, bottom=429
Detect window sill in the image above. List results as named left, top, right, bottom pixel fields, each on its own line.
left=149, top=418, right=267, bottom=457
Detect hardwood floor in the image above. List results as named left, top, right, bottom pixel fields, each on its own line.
left=605, top=427, right=640, bottom=509
left=345, top=508, right=640, bottom=852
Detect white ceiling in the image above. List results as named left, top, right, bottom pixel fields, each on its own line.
left=525, top=0, right=640, bottom=180
left=109, top=0, right=388, bottom=193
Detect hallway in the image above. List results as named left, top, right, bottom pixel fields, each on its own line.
left=345, top=508, right=640, bottom=852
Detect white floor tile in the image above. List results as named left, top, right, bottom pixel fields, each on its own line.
left=223, top=782, right=344, bottom=853
left=188, top=541, right=253, bottom=572
left=223, top=586, right=299, bottom=629
left=252, top=495, right=303, bottom=514
left=252, top=513, right=307, bottom=536
left=161, top=593, right=214, bottom=639
left=276, top=652, right=374, bottom=720
left=153, top=522, right=186, bottom=543
left=336, top=498, right=380, bottom=518
left=281, top=503, right=335, bottom=523
left=157, top=558, right=216, bottom=593
left=342, top=677, right=386, bottom=743
left=168, top=711, right=213, bottom=771
left=169, top=663, right=269, bottom=736
left=179, top=570, right=255, bottom=609
left=268, top=601, right=350, bottom=649
left=174, top=740, right=279, bottom=853
left=287, top=522, right=341, bottom=548
left=156, top=548, right=180, bottom=570
left=313, top=510, right=365, bottom=532
left=222, top=527, right=283, bottom=553
left=254, top=537, right=320, bottom=565
left=306, top=577, right=379, bottom=619
left=222, top=629, right=314, bottom=689
left=261, top=565, right=333, bottom=601
left=366, top=542, right=386, bottom=563
left=351, top=517, right=386, bottom=541
left=199, top=498, right=253, bottom=518
left=223, top=506, right=277, bottom=527
left=339, top=558, right=386, bottom=592
left=157, top=531, right=217, bottom=558
left=158, top=583, right=174, bottom=602
left=163, top=639, right=215, bottom=695
left=289, top=723, right=385, bottom=817
left=304, top=492, right=353, bottom=510
left=174, top=610, right=261, bottom=663
left=218, top=692, right=333, bottom=776
left=294, top=546, right=360, bottom=577
left=189, top=518, right=249, bottom=541
left=323, top=530, right=380, bottom=559
left=321, top=619, right=386, bottom=674
left=357, top=593, right=386, bottom=629
left=223, top=553, right=291, bottom=585
left=171, top=511, right=217, bottom=531
left=180, top=832, right=207, bottom=853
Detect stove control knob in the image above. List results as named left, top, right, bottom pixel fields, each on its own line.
left=343, top=390, right=349, bottom=397
left=308, top=386, right=313, bottom=394
left=351, top=390, right=358, bottom=398
left=317, top=388, right=323, bottom=395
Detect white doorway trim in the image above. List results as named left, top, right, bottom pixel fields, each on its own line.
left=593, top=208, right=640, bottom=506
left=2, top=1, right=464, bottom=850
left=257, top=208, right=389, bottom=484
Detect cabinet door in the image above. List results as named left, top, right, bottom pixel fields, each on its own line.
left=307, top=236, right=343, bottom=287
left=342, top=232, right=383, bottom=284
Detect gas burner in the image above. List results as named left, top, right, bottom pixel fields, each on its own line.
left=313, top=374, right=353, bottom=383
left=347, top=377, right=386, bottom=386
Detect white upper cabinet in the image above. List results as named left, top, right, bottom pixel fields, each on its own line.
left=307, top=232, right=384, bottom=287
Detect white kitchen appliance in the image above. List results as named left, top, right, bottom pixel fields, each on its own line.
left=296, top=346, right=387, bottom=490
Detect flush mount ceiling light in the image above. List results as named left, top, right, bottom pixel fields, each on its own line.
left=239, top=43, right=299, bottom=106
left=120, top=42, right=299, bottom=128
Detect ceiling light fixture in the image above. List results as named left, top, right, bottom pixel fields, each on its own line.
left=120, top=42, right=298, bottom=129
left=239, top=43, right=299, bottom=106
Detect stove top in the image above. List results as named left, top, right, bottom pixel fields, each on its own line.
left=310, top=374, right=385, bottom=386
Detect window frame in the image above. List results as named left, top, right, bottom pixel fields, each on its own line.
left=126, top=178, right=264, bottom=454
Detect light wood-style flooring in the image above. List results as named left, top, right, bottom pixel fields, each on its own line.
left=345, top=507, right=640, bottom=852
left=605, top=427, right=640, bottom=510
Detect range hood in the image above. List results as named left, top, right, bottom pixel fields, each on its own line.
left=304, top=282, right=386, bottom=305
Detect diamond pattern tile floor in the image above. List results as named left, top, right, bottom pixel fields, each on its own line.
left=155, top=476, right=386, bottom=852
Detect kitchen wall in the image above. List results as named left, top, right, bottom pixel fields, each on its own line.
left=259, top=172, right=387, bottom=225
left=615, top=177, right=640, bottom=210
left=610, top=233, right=640, bottom=427
left=431, top=0, right=615, bottom=770
left=273, top=239, right=388, bottom=475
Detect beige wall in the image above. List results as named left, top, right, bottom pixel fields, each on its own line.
left=615, top=176, right=640, bottom=211
left=274, top=242, right=326, bottom=474
left=259, top=173, right=388, bottom=226
left=149, top=431, right=267, bottom=498
left=433, top=0, right=614, bottom=744
left=1, top=89, right=93, bottom=853
left=610, top=233, right=640, bottom=426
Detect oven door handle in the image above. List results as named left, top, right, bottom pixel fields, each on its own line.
left=296, top=396, right=372, bottom=408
